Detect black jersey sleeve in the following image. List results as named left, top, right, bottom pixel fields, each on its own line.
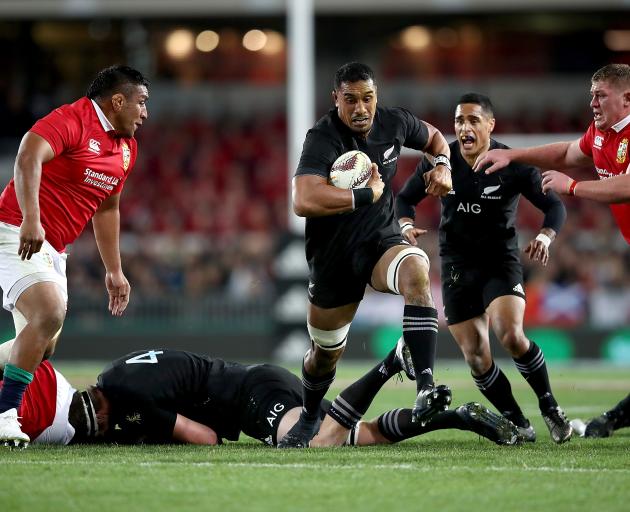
left=295, top=129, right=341, bottom=179
left=396, top=108, right=430, bottom=150
left=395, top=157, right=431, bottom=220
left=103, top=388, right=177, bottom=444
left=517, top=164, right=567, bottom=233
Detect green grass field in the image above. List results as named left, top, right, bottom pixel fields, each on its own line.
left=2, top=361, right=629, bottom=512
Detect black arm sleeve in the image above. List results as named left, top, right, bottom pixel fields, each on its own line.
left=396, top=108, right=430, bottom=150
left=295, top=129, right=341, bottom=179
left=518, top=165, right=567, bottom=234
left=395, top=158, right=431, bottom=220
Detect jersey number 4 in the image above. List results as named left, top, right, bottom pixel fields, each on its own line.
left=125, top=350, right=164, bottom=364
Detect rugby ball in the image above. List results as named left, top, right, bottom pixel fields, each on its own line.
left=329, top=150, right=372, bottom=189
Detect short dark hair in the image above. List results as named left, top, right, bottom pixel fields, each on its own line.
left=86, top=65, right=149, bottom=100
left=592, top=63, right=630, bottom=88
left=334, top=62, right=375, bottom=90
left=457, top=92, right=494, bottom=117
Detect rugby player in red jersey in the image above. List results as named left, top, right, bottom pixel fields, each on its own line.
left=474, top=64, right=630, bottom=439
left=474, top=64, right=630, bottom=237
left=0, top=65, right=149, bottom=447
left=0, top=361, right=80, bottom=445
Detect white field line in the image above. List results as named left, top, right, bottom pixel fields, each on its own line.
left=9, top=460, right=630, bottom=473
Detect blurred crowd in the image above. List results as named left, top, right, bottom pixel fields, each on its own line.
left=2, top=108, right=628, bottom=328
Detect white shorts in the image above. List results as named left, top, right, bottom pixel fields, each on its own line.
left=0, top=222, right=68, bottom=312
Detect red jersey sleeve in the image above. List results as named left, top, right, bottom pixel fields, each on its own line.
left=579, top=122, right=595, bottom=158
left=30, top=105, right=83, bottom=157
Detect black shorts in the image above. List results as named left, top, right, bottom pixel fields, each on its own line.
left=308, top=226, right=408, bottom=308
left=441, top=258, right=525, bottom=325
left=239, top=364, right=329, bottom=445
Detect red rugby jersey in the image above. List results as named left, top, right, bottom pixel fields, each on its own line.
left=0, top=97, right=137, bottom=252
left=579, top=116, right=630, bottom=244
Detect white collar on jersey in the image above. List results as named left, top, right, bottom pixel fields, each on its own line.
left=91, top=99, right=115, bottom=133
left=611, top=113, right=630, bottom=133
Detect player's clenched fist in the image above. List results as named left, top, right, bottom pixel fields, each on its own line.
left=424, top=165, right=452, bottom=197
left=367, top=164, right=384, bottom=202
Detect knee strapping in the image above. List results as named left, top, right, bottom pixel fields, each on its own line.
left=307, top=323, right=350, bottom=351
left=386, top=247, right=430, bottom=295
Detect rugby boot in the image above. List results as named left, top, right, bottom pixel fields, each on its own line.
left=277, top=410, right=321, bottom=449
left=412, top=384, right=452, bottom=426
left=394, top=338, right=415, bottom=381
left=504, top=412, right=536, bottom=442
left=584, top=413, right=616, bottom=438
left=456, top=402, right=521, bottom=446
left=517, top=423, right=537, bottom=443
left=542, top=406, right=572, bottom=444
left=0, top=408, right=29, bottom=449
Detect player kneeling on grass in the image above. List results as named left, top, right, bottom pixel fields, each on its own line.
left=1, top=344, right=521, bottom=447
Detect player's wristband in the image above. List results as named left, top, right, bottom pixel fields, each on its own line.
left=434, top=154, right=451, bottom=171
left=352, top=188, right=374, bottom=209
left=535, top=233, right=552, bottom=248
left=400, top=222, right=414, bottom=233
left=568, top=179, right=578, bottom=196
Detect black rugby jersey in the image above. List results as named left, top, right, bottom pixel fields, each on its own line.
left=396, top=139, right=566, bottom=262
left=97, top=349, right=249, bottom=443
left=295, top=106, right=429, bottom=268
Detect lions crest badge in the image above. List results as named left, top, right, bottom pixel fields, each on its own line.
left=617, top=138, right=628, bottom=164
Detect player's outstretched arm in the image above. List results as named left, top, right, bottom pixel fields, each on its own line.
left=292, top=165, right=383, bottom=217
left=543, top=170, right=630, bottom=203
left=474, top=139, right=589, bottom=175
left=93, top=193, right=130, bottom=316
left=173, top=413, right=219, bottom=445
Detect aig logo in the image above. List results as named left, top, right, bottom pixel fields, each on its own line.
left=266, top=402, right=285, bottom=426
left=457, top=202, right=481, bottom=214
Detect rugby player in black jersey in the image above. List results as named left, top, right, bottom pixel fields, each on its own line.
left=280, top=62, right=454, bottom=448
left=73, top=346, right=521, bottom=447
left=395, top=93, right=573, bottom=444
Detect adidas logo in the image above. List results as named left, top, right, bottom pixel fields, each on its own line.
left=513, top=283, right=524, bottom=294
left=421, top=368, right=433, bottom=376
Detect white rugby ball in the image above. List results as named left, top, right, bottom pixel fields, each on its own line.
left=329, top=150, right=372, bottom=189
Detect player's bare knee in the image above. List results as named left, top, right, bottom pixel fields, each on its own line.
left=388, top=248, right=431, bottom=301
left=464, top=347, right=491, bottom=375
left=499, top=328, right=528, bottom=355
left=399, top=272, right=431, bottom=305
left=30, top=306, right=66, bottom=340
left=42, top=344, right=56, bottom=360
